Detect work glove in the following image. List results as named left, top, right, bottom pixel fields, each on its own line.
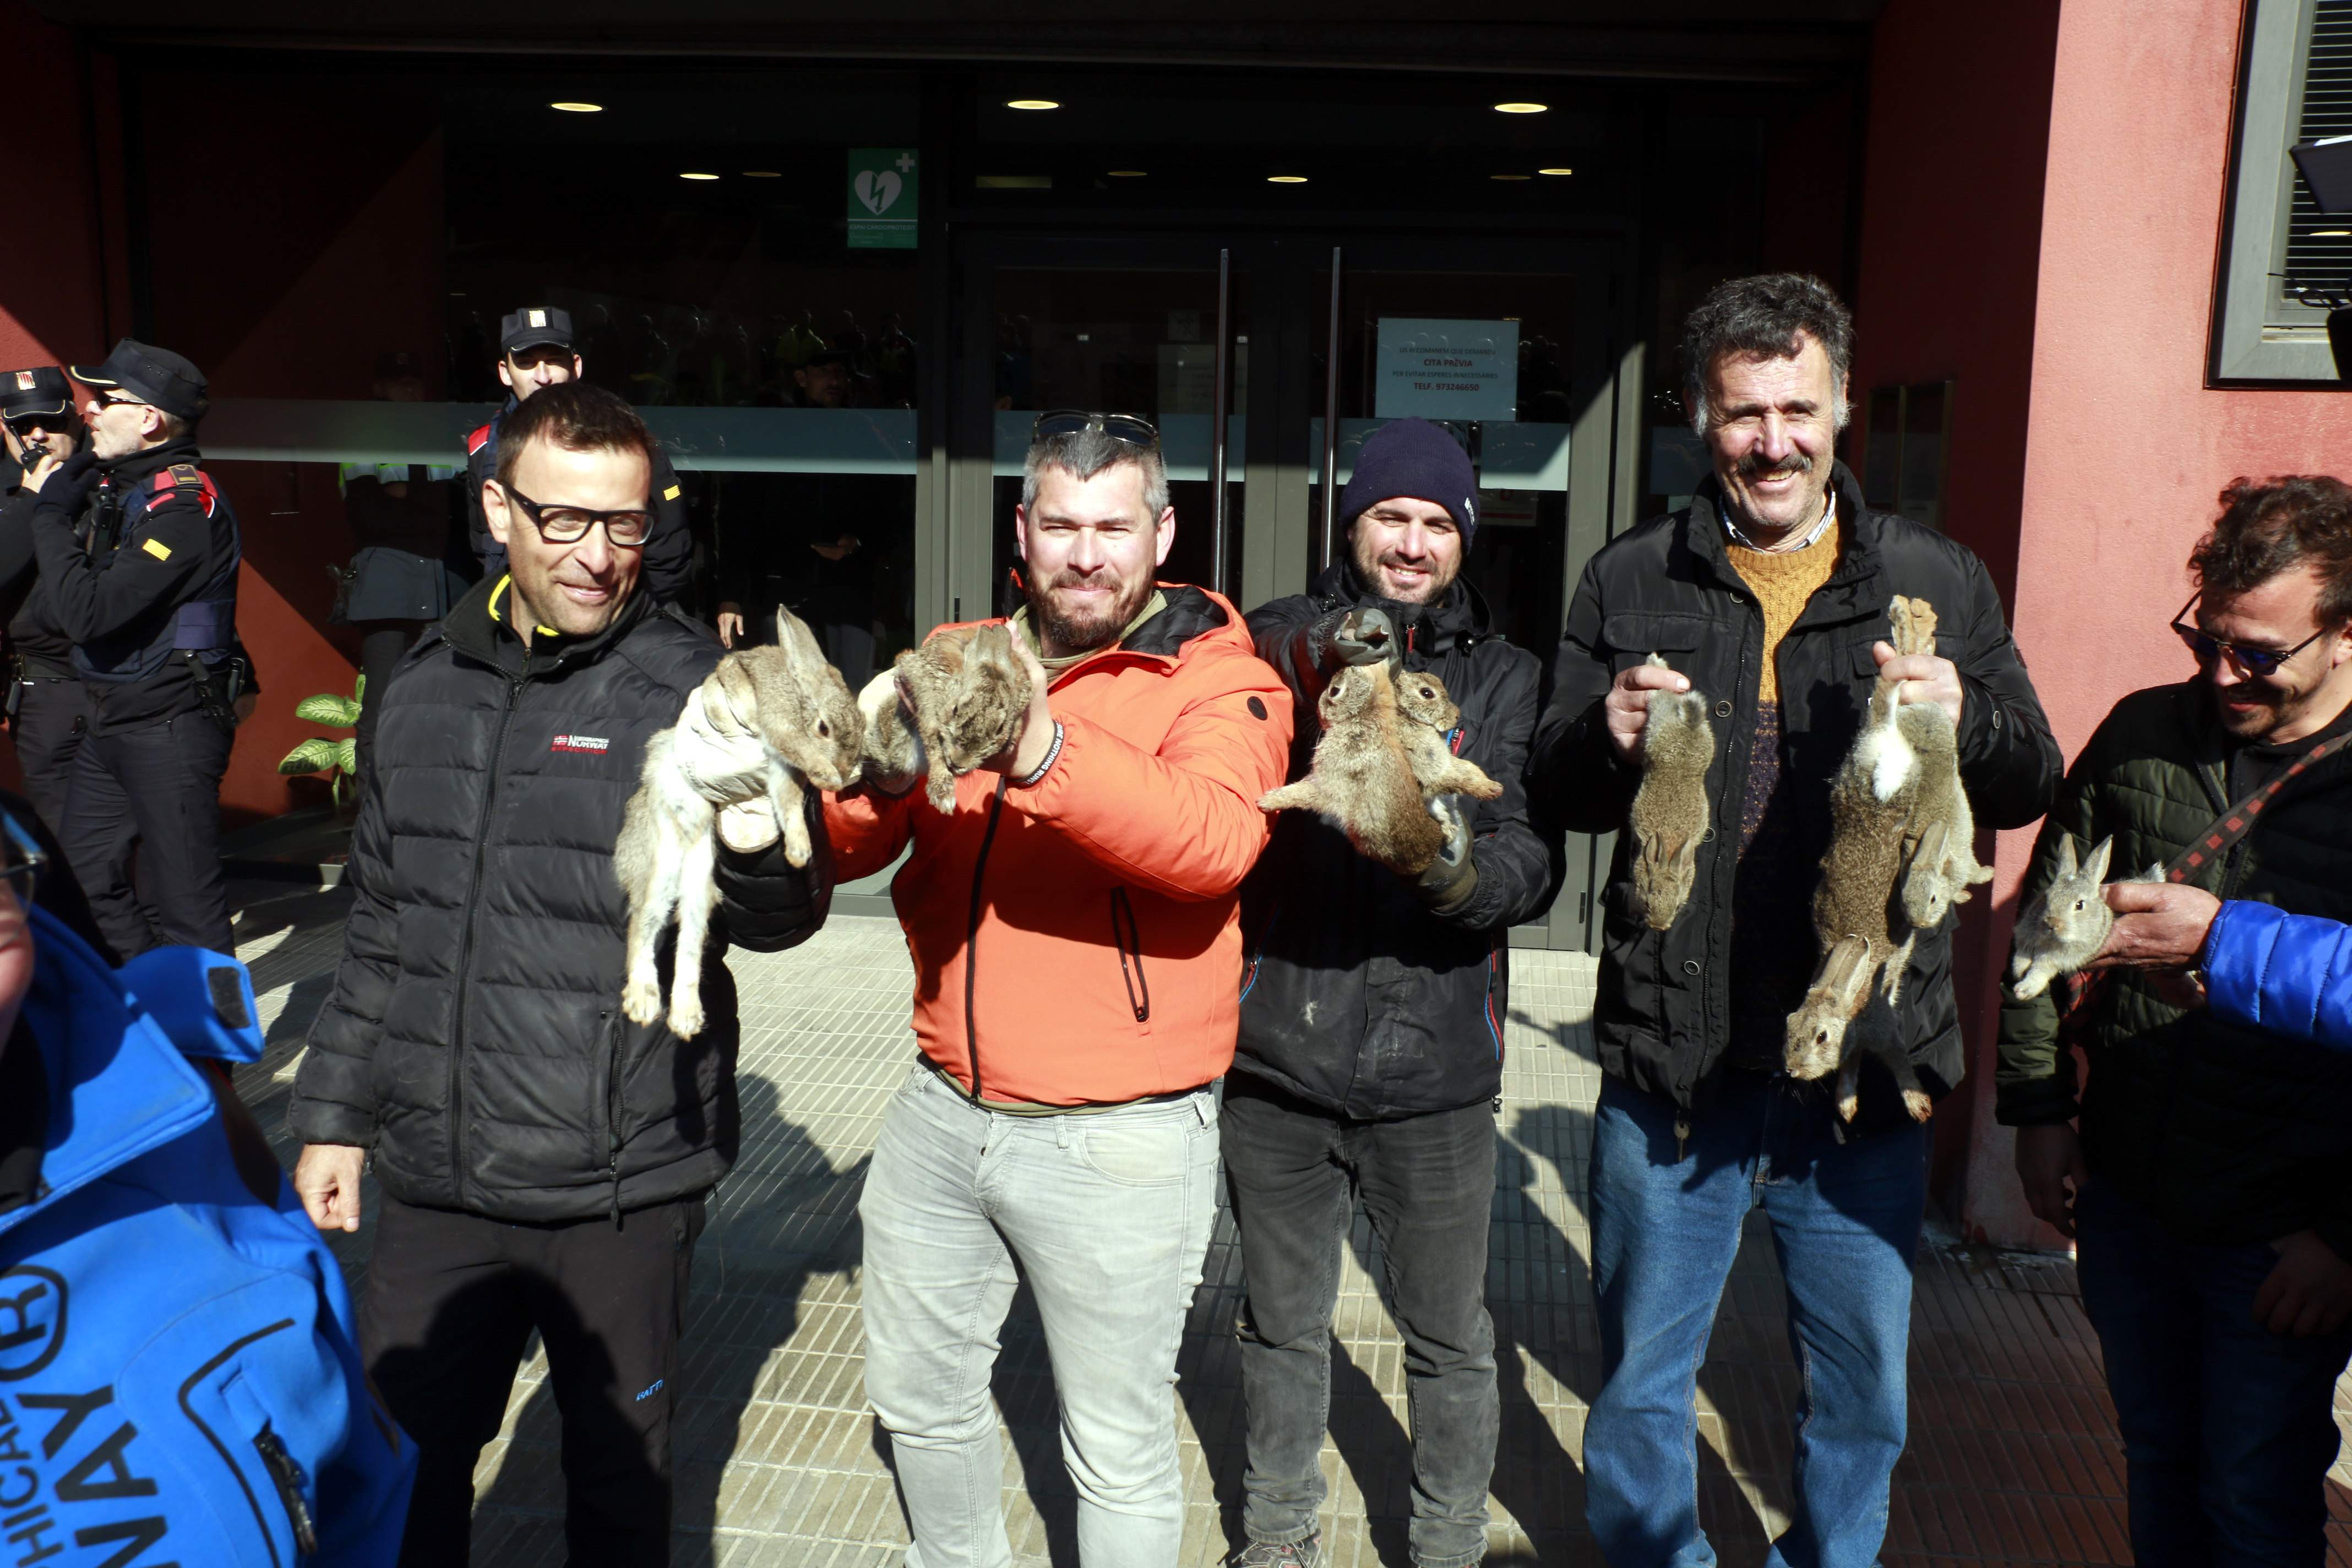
left=1412, top=796, right=1481, bottom=913
left=671, top=677, right=782, bottom=851
left=28, top=449, right=97, bottom=519
left=1304, top=606, right=1398, bottom=679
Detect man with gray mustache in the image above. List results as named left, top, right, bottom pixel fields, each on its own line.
left=1532, top=274, right=2059, bottom=1567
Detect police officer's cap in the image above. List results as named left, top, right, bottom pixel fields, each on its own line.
left=1, top=367, right=74, bottom=424
left=499, top=307, right=576, bottom=357
left=68, top=339, right=209, bottom=424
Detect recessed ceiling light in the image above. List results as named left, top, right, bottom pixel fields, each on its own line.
left=1108, top=170, right=1148, bottom=177
left=1491, top=173, right=1532, bottom=181
left=1006, top=99, right=1060, bottom=111
left=1538, top=167, right=1575, bottom=176
left=549, top=101, right=603, bottom=113
left=1268, top=174, right=1308, bottom=184
left=2318, top=228, right=2352, bottom=237
left=743, top=170, right=782, bottom=178
left=680, top=172, right=720, bottom=181
left=1494, top=101, right=1549, bottom=114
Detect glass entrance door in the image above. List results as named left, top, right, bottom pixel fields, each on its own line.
left=950, top=230, right=1636, bottom=949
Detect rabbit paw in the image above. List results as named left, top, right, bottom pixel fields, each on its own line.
left=667, top=988, right=706, bottom=1040
left=622, top=977, right=665, bottom=1028
left=1836, top=1086, right=1860, bottom=1123
left=1902, top=1089, right=1934, bottom=1123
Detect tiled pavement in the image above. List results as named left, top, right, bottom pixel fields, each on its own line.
left=224, top=883, right=2352, bottom=1566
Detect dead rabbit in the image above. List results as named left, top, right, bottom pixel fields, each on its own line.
left=1627, top=653, right=1716, bottom=932
left=1259, top=654, right=1451, bottom=875
left=616, top=608, right=862, bottom=1038
left=858, top=622, right=1033, bottom=812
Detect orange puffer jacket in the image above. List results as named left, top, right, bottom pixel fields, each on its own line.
left=824, top=586, right=1294, bottom=1105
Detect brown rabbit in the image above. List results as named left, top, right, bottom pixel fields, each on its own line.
left=616, top=608, right=863, bottom=1037
left=1784, top=596, right=1937, bottom=1120
left=1628, top=653, right=1715, bottom=932
left=2007, top=835, right=2164, bottom=1001
left=1258, top=660, right=1449, bottom=875
left=1890, top=600, right=1994, bottom=931
left=870, top=622, right=1034, bottom=813
left=1392, top=666, right=1505, bottom=805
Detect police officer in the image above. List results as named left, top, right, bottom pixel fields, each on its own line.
left=17, top=339, right=243, bottom=957
left=0, top=366, right=97, bottom=838
left=465, top=305, right=693, bottom=602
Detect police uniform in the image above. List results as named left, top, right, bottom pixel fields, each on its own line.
left=465, top=306, right=694, bottom=603
left=29, top=340, right=242, bottom=957
left=0, top=366, right=97, bottom=836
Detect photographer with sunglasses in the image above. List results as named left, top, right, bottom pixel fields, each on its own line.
left=1999, top=473, right=2352, bottom=1559
left=0, top=366, right=98, bottom=840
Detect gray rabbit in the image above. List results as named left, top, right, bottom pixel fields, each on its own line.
left=1628, top=653, right=1715, bottom=932
left=616, top=608, right=863, bottom=1038
left=1784, top=596, right=1937, bottom=1120
left=861, top=622, right=1033, bottom=813
left=1888, top=601, right=1994, bottom=931
left=1259, top=657, right=1449, bottom=875
left=1392, top=665, right=1505, bottom=807
left=2007, top=835, right=2165, bottom=1001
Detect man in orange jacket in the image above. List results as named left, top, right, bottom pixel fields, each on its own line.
left=826, top=411, right=1292, bottom=1566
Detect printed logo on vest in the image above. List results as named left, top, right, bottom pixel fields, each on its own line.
left=551, top=734, right=609, bottom=754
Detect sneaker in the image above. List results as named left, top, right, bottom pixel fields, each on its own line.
left=1229, top=1537, right=1324, bottom=1568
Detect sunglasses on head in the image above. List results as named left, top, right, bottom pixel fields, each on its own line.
left=2169, top=592, right=2335, bottom=677
left=1031, top=410, right=1158, bottom=449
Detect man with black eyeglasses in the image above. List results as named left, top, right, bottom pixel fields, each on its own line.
left=289, top=383, right=831, bottom=1565
left=464, top=306, right=694, bottom=605
left=1999, top=474, right=2352, bottom=1560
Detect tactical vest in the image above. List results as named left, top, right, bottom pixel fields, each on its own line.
left=72, top=462, right=241, bottom=687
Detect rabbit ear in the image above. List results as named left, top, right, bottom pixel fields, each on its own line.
left=774, top=609, right=828, bottom=673
left=2056, top=836, right=2078, bottom=876
left=2083, top=836, right=2114, bottom=884
left=1823, top=935, right=1875, bottom=1009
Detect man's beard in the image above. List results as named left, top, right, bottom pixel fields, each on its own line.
left=2214, top=679, right=2293, bottom=739
left=1352, top=538, right=1458, bottom=606
left=1027, top=570, right=1151, bottom=654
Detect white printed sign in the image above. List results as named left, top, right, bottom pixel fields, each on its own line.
left=1374, top=318, right=1520, bottom=421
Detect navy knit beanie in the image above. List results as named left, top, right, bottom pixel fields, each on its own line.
left=1338, top=417, right=1479, bottom=545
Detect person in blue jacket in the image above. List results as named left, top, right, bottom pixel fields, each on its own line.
left=0, top=791, right=413, bottom=1562
left=2097, top=880, right=2352, bottom=1049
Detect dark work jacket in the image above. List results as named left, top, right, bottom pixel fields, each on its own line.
left=0, top=482, right=85, bottom=674
left=30, top=438, right=239, bottom=732
left=1996, top=682, right=2352, bottom=1257
left=1532, top=463, right=2061, bottom=1134
left=285, top=575, right=832, bottom=1222
left=465, top=397, right=694, bottom=605
left=1238, top=563, right=1561, bottom=1119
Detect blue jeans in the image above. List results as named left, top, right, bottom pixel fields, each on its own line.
left=2074, top=1178, right=2352, bottom=1568
left=1585, top=1070, right=1926, bottom=1568
left=1221, top=1074, right=1499, bottom=1568
left=858, top=1063, right=1222, bottom=1568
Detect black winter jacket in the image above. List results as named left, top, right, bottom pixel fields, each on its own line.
left=1997, top=682, right=2352, bottom=1258
left=1533, top=464, right=2061, bottom=1130
left=286, top=574, right=830, bottom=1222
left=1238, top=563, right=1560, bottom=1119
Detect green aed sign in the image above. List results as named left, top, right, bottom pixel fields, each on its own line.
left=847, top=148, right=918, bottom=249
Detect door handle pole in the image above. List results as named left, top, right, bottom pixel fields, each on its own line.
left=1319, top=247, right=1343, bottom=572
left=1210, top=248, right=1231, bottom=598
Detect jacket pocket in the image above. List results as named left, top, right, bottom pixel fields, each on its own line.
left=1110, top=888, right=1153, bottom=1029
left=1600, top=611, right=1709, bottom=676
left=592, top=1006, right=624, bottom=1196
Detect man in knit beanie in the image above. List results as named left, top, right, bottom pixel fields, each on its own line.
left=1533, top=275, right=2060, bottom=1566
left=1225, top=417, right=1559, bottom=1568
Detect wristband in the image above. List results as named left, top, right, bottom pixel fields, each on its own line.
left=1013, top=721, right=1064, bottom=788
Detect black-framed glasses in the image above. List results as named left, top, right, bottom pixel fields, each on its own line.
left=2170, top=592, right=2334, bottom=676
left=497, top=482, right=651, bottom=547
left=1031, top=410, right=1159, bottom=449
left=0, top=810, right=45, bottom=906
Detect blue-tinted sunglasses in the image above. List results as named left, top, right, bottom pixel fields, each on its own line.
left=2170, top=592, right=2335, bottom=677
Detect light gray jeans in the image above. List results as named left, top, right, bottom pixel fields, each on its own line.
left=859, top=1062, right=1222, bottom=1568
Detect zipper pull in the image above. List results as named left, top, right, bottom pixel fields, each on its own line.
left=1674, top=1116, right=1690, bottom=1161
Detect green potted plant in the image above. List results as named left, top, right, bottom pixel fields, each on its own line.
left=279, top=674, right=363, bottom=809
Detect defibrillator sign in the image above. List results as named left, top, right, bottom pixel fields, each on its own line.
left=848, top=149, right=918, bottom=250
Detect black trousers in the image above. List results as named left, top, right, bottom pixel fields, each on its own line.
left=359, top=1191, right=707, bottom=1567
left=352, top=620, right=427, bottom=789
left=10, top=677, right=90, bottom=839
left=56, top=712, right=233, bottom=957
left=1220, top=1072, right=1500, bottom=1568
